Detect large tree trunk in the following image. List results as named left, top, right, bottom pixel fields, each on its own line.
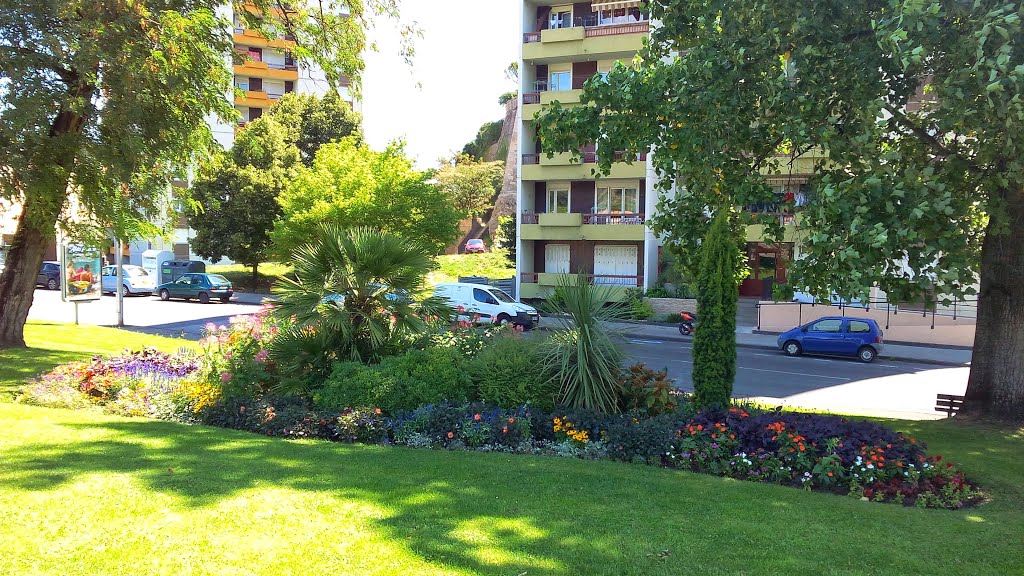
left=0, top=196, right=62, bottom=347
left=963, top=191, right=1024, bottom=419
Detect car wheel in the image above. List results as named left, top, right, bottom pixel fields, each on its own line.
left=121, top=284, right=131, bottom=297
left=495, top=313, right=511, bottom=326
left=857, top=346, right=877, bottom=363
left=783, top=340, right=802, bottom=356
left=198, top=292, right=210, bottom=304
left=46, top=278, right=58, bottom=290
left=159, top=289, right=170, bottom=301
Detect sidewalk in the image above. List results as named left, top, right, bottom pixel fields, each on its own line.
left=537, top=318, right=972, bottom=367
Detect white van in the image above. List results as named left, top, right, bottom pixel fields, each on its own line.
left=433, top=283, right=540, bottom=327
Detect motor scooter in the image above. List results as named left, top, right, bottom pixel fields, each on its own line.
left=678, top=311, right=697, bottom=335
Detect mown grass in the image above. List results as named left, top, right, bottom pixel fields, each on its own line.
left=206, top=262, right=294, bottom=294
left=0, top=322, right=194, bottom=400
left=1, top=323, right=1021, bottom=575
left=430, top=251, right=516, bottom=285
left=0, top=404, right=1020, bottom=575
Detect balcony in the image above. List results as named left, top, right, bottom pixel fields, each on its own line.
left=520, top=212, right=646, bottom=241
left=521, top=151, right=647, bottom=180
left=233, top=58, right=298, bottom=81
left=522, top=19, right=649, bottom=62
left=519, top=272, right=639, bottom=300
left=233, top=29, right=296, bottom=49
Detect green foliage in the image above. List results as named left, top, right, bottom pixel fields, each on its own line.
left=263, top=91, right=363, bottom=166
left=623, top=289, right=655, bottom=320
left=270, top=225, right=451, bottom=390
left=617, top=363, right=679, bottom=417
left=461, top=120, right=504, bottom=160
left=205, top=262, right=293, bottom=294
left=495, top=216, right=517, bottom=265
left=542, top=275, right=629, bottom=414
left=315, top=348, right=471, bottom=414
left=272, top=138, right=461, bottom=257
left=434, top=154, right=505, bottom=217
left=467, top=335, right=557, bottom=410
left=692, top=211, right=743, bottom=408
left=498, top=91, right=518, bottom=105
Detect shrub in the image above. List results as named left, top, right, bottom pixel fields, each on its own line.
left=664, top=312, right=681, bottom=323
left=630, top=298, right=655, bottom=320
left=315, top=347, right=472, bottom=414
left=542, top=275, right=629, bottom=413
left=644, top=286, right=673, bottom=299
left=468, top=334, right=557, bottom=409
left=617, top=363, right=680, bottom=416
left=205, top=396, right=331, bottom=439
left=199, top=309, right=280, bottom=400
left=391, top=402, right=532, bottom=448
left=692, top=210, right=742, bottom=408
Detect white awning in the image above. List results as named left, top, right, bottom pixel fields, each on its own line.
left=592, top=1, right=642, bottom=11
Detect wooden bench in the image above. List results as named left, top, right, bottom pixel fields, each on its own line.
left=935, top=393, right=965, bottom=417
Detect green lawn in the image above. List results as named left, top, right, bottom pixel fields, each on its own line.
left=206, top=262, right=294, bottom=294
left=1, top=323, right=1022, bottom=574
left=0, top=322, right=194, bottom=400
left=430, top=252, right=516, bottom=285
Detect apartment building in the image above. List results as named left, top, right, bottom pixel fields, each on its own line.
left=516, top=0, right=817, bottom=301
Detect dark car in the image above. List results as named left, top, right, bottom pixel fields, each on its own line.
left=36, top=261, right=61, bottom=290
left=156, top=273, right=233, bottom=304
left=777, top=316, right=884, bottom=363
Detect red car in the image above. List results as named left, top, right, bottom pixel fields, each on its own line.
left=465, top=239, right=487, bottom=254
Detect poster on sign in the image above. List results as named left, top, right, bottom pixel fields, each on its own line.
left=61, top=244, right=103, bottom=302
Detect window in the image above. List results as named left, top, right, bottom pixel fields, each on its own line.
left=191, top=276, right=203, bottom=285
left=848, top=320, right=872, bottom=333
left=809, top=319, right=843, bottom=333
left=547, top=188, right=570, bottom=213
left=175, top=276, right=192, bottom=285
left=492, top=289, right=515, bottom=303
left=595, top=186, right=639, bottom=214
left=549, top=71, right=571, bottom=91
left=473, top=288, right=498, bottom=305
left=549, top=7, right=572, bottom=28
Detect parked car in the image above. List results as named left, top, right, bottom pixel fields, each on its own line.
left=156, top=273, right=233, bottom=303
left=433, top=282, right=539, bottom=328
left=777, top=316, right=884, bottom=363
left=465, top=239, right=487, bottom=254
left=36, top=261, right=61, bottom=290
left=101, top=265, right=156, bottom=296
left=321, top=283, right=411, bottom=306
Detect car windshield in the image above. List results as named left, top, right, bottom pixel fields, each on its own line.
left=491, top=289, right=515, bottom=303
left=207, top=274, right=229, bottom=284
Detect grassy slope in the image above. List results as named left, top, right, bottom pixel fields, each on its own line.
left=0, top=322, right=194, bottom=399
left=430, top=252, right=516, bottom=285
left=206, top=262, right=294, bottom=294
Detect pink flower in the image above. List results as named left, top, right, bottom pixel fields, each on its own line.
left=217, top=325, right=227, bottom=332
left=220, top=372, right=232, bottom=383
left=254, top=350, right=269, bottom=363
left=205, top=322, right=216, bottom=332
left=223, top=352, right=233, bottom=360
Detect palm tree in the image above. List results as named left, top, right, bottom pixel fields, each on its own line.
left=542, top=274, right=630, bottom=413
left=271, top=225, right=450, bottom=391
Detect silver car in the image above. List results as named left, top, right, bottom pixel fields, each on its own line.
left=101, top=265, right=156, bottom=296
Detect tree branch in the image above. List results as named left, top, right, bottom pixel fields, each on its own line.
left=882, top=104, right=984, bottom=175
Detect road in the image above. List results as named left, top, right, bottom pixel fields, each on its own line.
left=622, top=337, right=968, bottom=418
left=26, top=288, right=263, bottom=339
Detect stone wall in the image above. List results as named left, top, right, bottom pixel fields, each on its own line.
left=647, top=297, right=697, bottom=316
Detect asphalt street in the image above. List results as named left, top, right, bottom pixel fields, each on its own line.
left=621, top=337, right=969, bottom=417
left=27, top=288, right=262, bottom=339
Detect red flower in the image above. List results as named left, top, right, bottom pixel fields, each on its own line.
left=729, top=434, right=736, bottom=440
left=447, top=432, right=454, bottom=439
left=508, top=417, right=515, bottom=424
left=374, top=408, right=382, bottom=415
left=827, top=472, right=833, bottom=477
left=935, top=455, right=943, bottom=462
left=473, top=413, right=481, bottom=421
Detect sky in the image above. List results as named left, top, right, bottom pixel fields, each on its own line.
left=361, top=1, right=520, bottom=169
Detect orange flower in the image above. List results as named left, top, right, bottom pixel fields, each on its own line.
left=697, top=425, right=703, bottom=431
left=447, top=432, right=454, bottom=439
left=509, top=417, right=515, bottom=424
left=374, top=408, right=382, bottom=415
left=473, top=413, right=481, bottom=421
left=827, top=472, right=833, bottom=477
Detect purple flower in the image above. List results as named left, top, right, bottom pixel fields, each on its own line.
left=711, top=443, right=719, bottom=449
left=221, top=372, right=232, bottom=383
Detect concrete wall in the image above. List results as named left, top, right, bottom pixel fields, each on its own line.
left=647, top=297, right=697, bottom=316
left=757, top=301, right=976, bottom=347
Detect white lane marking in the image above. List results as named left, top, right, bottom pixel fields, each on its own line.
left=628, top=339, right=666, bottom=345
left=737, top=366, right=851, bottom=380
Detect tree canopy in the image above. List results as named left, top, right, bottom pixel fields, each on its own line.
left=262, top=91, right=363, bottom=166
left=434, top=154, right=505, bottom=218
left=0, top=0, right=406, bottom=347
left=536, top=0, right=1024, bottom=418
left=272, top=138, right=461, bottom=256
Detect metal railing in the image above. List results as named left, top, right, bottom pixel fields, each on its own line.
left=584, top=213, right=645, bottom=225
left=522, top=154, right=540, bottom=165
left=521, top=213, right=540, bottom=224
left=588, top=274, right=642, bottom=287
left=755, top=297, right=980, bottom=331
left=585, top=21, right=649, bottom=37
left=533, top=80, right=549, bottom=92
left=524, top=32, right=541, bottom=43
left=266, top=62, right=298, bottom=71
left=523, top=93, right=541, bottom=105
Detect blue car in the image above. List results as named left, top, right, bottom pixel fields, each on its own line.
left=777, top=316, right=884, bottom=363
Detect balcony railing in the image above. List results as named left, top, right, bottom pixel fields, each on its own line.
left=266, top=62, right=298, bottom=71
left=524, top=32, right=541, bottom=43
left=521, top=272, right=539, bottom=283
left=613, top=150, right=648, bottom=162
left=523, top=93, right=541, bottom=105
left=584, top=213, right=645, bottom=225
left=588, top=274, right=641, bottom=287
left=522, top=154, right=540, bottom=165
left=533, top=80, right=549, bottom=92
left=585, top=21, right=649, bottom=37
left=521, top=213, right=540, bottom=224
left=267, top=91, right=285, bottom=99
left=524, top=16, right=649, bottom=43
